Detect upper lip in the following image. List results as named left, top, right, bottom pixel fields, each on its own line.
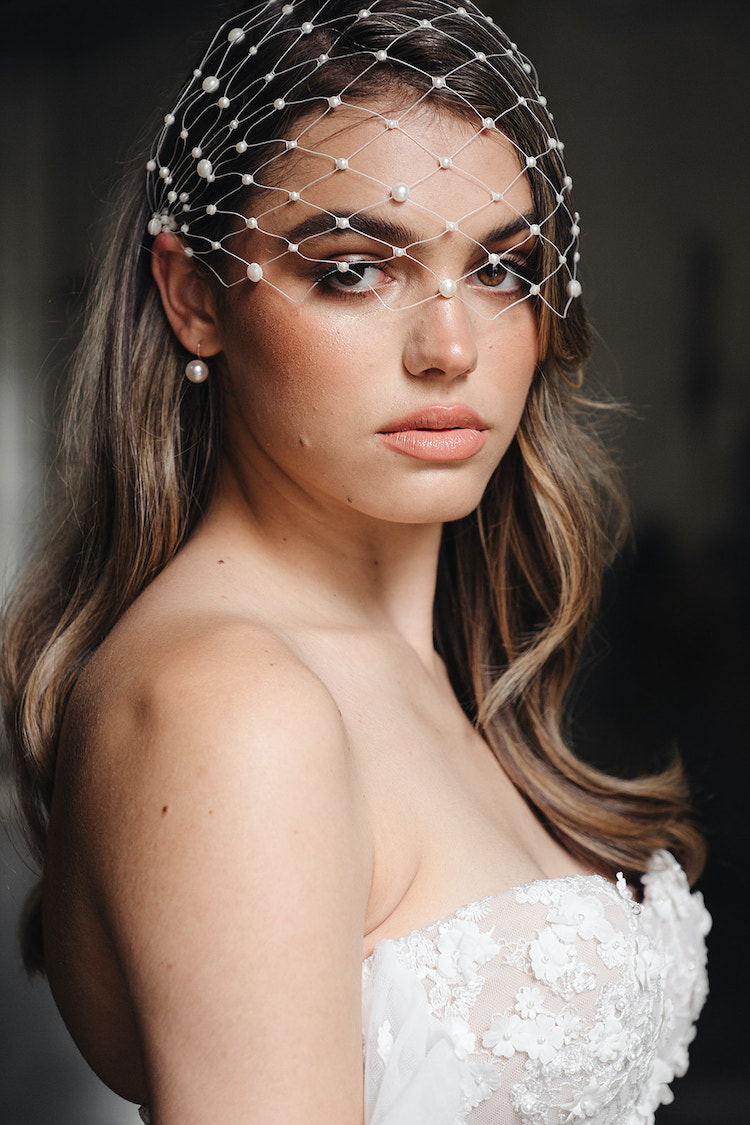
left=379, top=404, right=488, bottom=432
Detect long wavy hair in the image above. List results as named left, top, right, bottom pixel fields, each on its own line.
left=1, top=0, right=704, bottom=974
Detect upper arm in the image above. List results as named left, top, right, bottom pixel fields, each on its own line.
left=80, top=628, right=372, bottom=1124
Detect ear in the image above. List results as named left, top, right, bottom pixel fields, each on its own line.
left=150, top=233, right=223, bottom=357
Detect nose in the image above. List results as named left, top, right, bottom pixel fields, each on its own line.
left=402, top=291, right=478, bottom=381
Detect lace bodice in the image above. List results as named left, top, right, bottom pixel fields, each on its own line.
left=361, top=851, right=710, bottom=1125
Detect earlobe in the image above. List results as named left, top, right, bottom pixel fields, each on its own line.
left=150, top=233, right=222, bottom=357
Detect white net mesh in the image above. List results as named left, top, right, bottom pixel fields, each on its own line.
left=145, top=0, right=582, bottom=320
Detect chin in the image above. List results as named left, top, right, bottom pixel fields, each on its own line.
left=362, top=479, right=490, bottom=526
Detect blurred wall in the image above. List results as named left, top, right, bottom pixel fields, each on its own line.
left=1, top=1, right=747, bottom=1121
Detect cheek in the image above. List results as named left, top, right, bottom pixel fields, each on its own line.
left=509, top=304, right=540, bottom=370
left=220, top=302, right=381, bottom=454
left=487, top=312, right=539, bottom=396
left=254, top=308, right=393, bottom=408
left=222, top=302, right=323, bottom=411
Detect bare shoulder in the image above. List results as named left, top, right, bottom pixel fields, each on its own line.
left=61, top=601, right=373, bottom=897
left=74, top=583, right=328, bottom=716
left=67, top=595, right=355, bottom=800
left=52, top=603, right=371, bottom=1120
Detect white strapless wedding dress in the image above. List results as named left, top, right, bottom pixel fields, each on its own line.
left=140, top=851, right=709, bottom=1124
left=361, top=851, right=710, bottom=1125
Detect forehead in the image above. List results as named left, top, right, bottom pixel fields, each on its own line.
left=254, top=100, right=530, bottom=233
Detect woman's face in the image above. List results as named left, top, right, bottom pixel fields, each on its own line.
left=213, top=102, right=538, bottom=527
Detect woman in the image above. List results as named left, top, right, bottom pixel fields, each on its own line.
left=1, top=1, right=709, bottom=1122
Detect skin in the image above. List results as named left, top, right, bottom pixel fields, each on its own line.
left=44, top=104, right=596, bottom=1124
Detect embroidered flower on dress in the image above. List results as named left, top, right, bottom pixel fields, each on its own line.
left=560, top=1078, right=609, bottom=1121
left=513, top=1087, right=540, bottom=1118
left=461, top=1059, right=502, bottom=1109
left=547, top=892, right=615, bottom=944
left=482, top=1013, right=525, bottom=1057
left=443, top=1015, right=476, bottom=1060
left=514, top=986, right=547, bottom=1018
left=529, top=926, right=576, bottom=984
left=516, top=881, right=557, bottom=906
left=436, top=919, right=500, bottom=983
left=457, top=897, right=495, bottom=923
left=598, top=929, right=631, bottom=968
left=513, top=1013, right=565, bottom=1064
left=403, top=930, right=439, bottom=977
left=557, top=1009, right=584, bottom=1042
left=589, top=1015, right=628, bottom=1062
left=569, top=962, right=598, bottom=995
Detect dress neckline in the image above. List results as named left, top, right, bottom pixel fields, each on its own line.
left=362, top=868, right=630, bottom=965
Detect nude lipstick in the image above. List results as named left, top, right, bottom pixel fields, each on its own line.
left=377, top=405, right=488, bottom=462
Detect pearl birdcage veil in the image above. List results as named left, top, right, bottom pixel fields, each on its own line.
left=145, top=0, right=582, bottom=321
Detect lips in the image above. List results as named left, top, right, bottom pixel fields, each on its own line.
left=378, top=404, right=488, bottom=462
left=379, top=404, right=488, bottom=433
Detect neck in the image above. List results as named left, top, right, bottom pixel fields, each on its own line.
left=201, top=458, right=445, bottom=665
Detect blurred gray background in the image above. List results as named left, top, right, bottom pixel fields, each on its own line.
left=1, top=0, right=747, bottom=1121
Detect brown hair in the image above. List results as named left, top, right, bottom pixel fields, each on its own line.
left=1, top=0, right=704, bottom=974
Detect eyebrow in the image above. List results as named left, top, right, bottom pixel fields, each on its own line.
left=275, top=209, right=538, bottom=249
left=480, top=214, right=539, bottom=245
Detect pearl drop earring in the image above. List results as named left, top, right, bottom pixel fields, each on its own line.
left=185, top=342, right=209, bottom=383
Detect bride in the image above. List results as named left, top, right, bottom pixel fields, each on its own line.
left=1, top=2, right=709, bottom=1122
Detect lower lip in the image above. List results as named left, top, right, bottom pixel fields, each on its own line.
left=377, top=428, right=488, bottom=461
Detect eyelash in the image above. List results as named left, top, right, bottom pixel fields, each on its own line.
left=312, top=254, right=539, bottom=299
left=475, top=257, right=538, bottom=292
left=314, top=260, right=390, bottom=297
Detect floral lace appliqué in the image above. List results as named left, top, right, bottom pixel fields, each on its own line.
left=361, top=852, right=710, bottom=1125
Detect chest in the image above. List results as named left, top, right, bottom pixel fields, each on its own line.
left=285, top=632, right=592, bottom=952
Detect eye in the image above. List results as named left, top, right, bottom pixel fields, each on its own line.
left=320, top=261, right=389, bottom=293
left=474, top=257, right=529, bottom=291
